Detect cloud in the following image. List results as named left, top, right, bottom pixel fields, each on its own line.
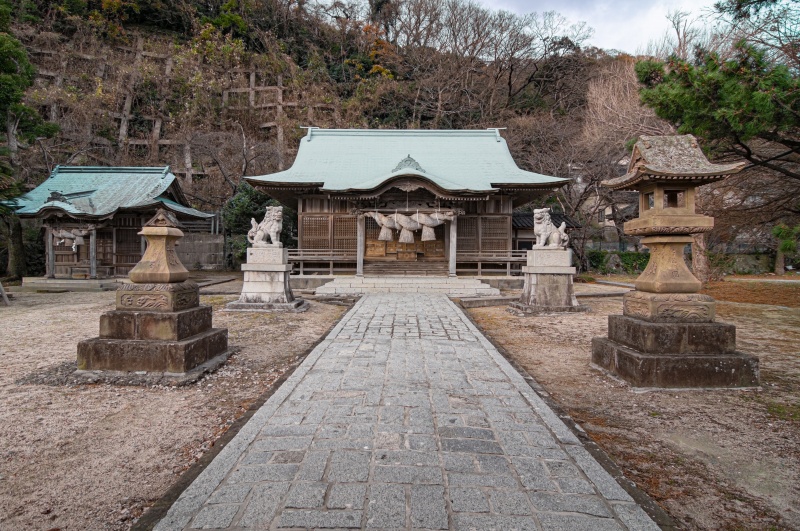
left=475, top=0, right=719, bottom=53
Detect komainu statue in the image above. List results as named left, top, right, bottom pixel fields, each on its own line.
left=533, top=208, right=569, bottom=249
left=248, top=206, right=283, bottom=248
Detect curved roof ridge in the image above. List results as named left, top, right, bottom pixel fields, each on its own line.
left=247, top=128, right=567, bottom=193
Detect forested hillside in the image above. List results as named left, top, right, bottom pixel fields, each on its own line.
left=1, top=0, right=798, bottom=275
left=2, top=0, right=646, bottom=207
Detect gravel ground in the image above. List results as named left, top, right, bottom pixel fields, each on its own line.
left=0, top=289, right=345, bottom=530
left=468, top=294, right=800, bottom=530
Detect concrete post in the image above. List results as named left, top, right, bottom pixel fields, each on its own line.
left=356, top=214, right=365, bottom=277
left=449, top=216, right=457, bottom=277
left=89, top=228, right=97, bottom=279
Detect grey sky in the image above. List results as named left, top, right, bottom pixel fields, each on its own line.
left=475, top=0, right=719, bottom=53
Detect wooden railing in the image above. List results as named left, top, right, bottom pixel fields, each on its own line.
left=456, top=250, right=528, bottom=261
left=286, top=248, right=528, bottom=276
left=456, top=250, right=527, bottom=276
left=287, top=249, right=356, bottom=275
left=287, top=249, right=357, bottom=260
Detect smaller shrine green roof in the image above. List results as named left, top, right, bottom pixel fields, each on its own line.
left=14, top=166, right=213, bottom=219
left=246, top=128, right=568, bottom=193
left=604, top=135, right=746, bottom=191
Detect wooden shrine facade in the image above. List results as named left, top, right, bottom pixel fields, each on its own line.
left=247, top=129, right=569, bottom=277
left=290, top=189, right=526, bottom=276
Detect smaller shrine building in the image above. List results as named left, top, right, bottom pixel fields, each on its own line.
left=246, top=128, right=569, bottom=276
left=14, top=166, right=218, bottom=281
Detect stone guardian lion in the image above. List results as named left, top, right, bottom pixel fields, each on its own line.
left=532, top=208, right=569, bottom=249
left=248, top=206, right=283, bottom=248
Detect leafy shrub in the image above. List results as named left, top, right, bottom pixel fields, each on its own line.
left=586, top=250, right=649, bottom=274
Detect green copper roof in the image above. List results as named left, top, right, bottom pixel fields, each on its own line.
left=14, top=166, right=212, bottom=219
left=246, top=129, right=568, bottom=193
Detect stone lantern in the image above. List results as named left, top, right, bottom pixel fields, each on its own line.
left=591, top=135, right=759, bottom=388
left=77, top=209, right=231, bottom=383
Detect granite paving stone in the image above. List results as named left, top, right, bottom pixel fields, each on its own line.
left=448, top=486, right=490, bottom=513
left=284, top=482, right=327, bottom=509
left=154, top=294, right=659, bottom=530
left=328, top=483, right=368, bottom=510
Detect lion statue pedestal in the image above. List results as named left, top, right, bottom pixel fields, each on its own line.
left=508, top=248, right=587, bottom=315
left=226, top=207, right=308, bottom=312
left=508, top=208, right=586, bottom=315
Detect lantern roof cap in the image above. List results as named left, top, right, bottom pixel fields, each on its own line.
left=604, top=135, right=746, bottom=191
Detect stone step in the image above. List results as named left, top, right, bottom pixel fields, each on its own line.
left=314, top=276, right=501, bottom=296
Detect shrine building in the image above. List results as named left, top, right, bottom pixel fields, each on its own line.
left=14, top=166, right=220, bottom=285
left=246, top=128, right=568, bottom=277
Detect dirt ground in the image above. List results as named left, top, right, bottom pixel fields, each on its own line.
left=468, top=282, right=800, bottom=531
left=2, top=277, right=798, bottom=530
left=0, top=288, right=345, bottom=530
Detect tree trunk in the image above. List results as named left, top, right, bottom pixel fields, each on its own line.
left=3, top=215, right=26, bottom=280
left=6, top=115, right=19, bottom=164
left=692, top=232, right=711, bottom=284
left=774, top=248, right=785, bottom=275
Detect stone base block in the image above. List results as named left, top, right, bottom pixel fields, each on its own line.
left=100, top=305, right=212, bottom=341
left=591, top=337, right=759, bottom=388
left=607, top=315, right=735, bottom=355
left=508, top=301, right=589, bottom=315
left=247, top=247, right=287, bottom=264
left=77, top=327, right=229, bottom=374
left=116, top=280, right=199, bottom=312
left=623, top=291, right=716, bottom=323
left=519, top=272, right=581, bottom=309
left=241, top=263, right=293, bottom=272
left=527, top=248, right=573, bottom=267
left=236, top=269, right=296, bottom=305
left=225, top=299, right=309, bottom=312
left=73, top=348, right=234, bottom=386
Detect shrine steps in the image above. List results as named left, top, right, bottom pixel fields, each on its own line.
left=314, top=276, right=501, bottom=297
left=363, top=261, right=448, bottom=277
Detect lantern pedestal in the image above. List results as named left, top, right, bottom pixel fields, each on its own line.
left=591, top=316, right=759, bottom=388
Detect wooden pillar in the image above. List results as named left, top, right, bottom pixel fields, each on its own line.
left=449, top=217, right=457, bottom=277
left=89, top=228, right=97, bottom=279
left=46, top=227, right=55, bottom=279
left=356, top=214, right=365, bottom=277
left=112, top=228, right=117, bottom=276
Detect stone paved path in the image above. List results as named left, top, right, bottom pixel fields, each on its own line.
left=155, top=294, right=659, bottom=530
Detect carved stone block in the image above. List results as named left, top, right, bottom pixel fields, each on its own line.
left=509, top=270, right=587, bottom=315
left=634, top=236, right=701, bottom=293
left=116, top=281, right=199, bottom=312
left=526, top=249, right=573, bottom=267
left=623, top=291, right=716, bottom=323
